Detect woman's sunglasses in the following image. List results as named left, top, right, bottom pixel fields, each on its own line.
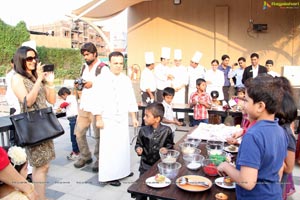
left=26, top=56, right=37, bottom=62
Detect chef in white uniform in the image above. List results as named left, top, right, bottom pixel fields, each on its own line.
left=154, top=47, right=173, bottom=102
left=187, top=51, right=206, bottom=126
left=93, top=51, right=139, bottom=186
left=170, top=49, right=188, bottom=122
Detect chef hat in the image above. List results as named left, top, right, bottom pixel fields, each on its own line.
left=191, top=51, right=202, bottom=63
left=174, top=49, right=182, bottom=60
left=161, top=47, right=171, bottom=59
left=145, top=52, right=155, bottom=65
left=22, top=40, right=37, bottom=51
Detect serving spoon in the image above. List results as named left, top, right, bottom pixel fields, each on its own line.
left=179, top=177, right=210, bottom=187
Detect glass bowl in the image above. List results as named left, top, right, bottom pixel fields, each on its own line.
left=159, top=149, right=180, bottom=164
left=206, top=140, right=224, bottom=156
left=157, top=162, right=182, bottom=179
left=184, top=138, right=201, bottom=147
left=179, top=142, right=198, bottom=155
left=206, top=150, right=227, bottom=165
left=202, top=159, right=220, bottom=176
left=183, top=153, right=205, bottom=170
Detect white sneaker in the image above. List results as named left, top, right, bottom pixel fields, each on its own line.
left=67, top=152, right=80, bottom=161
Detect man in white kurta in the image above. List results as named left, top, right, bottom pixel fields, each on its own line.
left=93, top=51, right=139, bottom=186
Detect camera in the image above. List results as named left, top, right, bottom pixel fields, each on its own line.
left=74, top=78, right=86, bottom=91
left=43, top=64, right=54, bottom=72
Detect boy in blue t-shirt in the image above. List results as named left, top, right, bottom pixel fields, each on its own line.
left=217, top=75, right=288, bottom=200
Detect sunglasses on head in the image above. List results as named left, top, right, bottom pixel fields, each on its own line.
left=26, top=56, right=37, bottom=62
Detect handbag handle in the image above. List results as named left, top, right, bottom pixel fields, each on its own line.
left=23, top=97, right=44, bottom=121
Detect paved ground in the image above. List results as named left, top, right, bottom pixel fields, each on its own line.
left=1, top=96, right=299, bottom=199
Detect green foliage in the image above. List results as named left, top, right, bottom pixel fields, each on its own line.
left=0, top=19, right=30, bottom=66
left=37, top=47, right=83, bottom=79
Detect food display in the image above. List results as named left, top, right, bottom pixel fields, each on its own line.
left=215, top=192, right=228, bottom=200
left=203, top=163, right=218, bottom=176
left=157, top=162, right=182, bottom=179
left=187, top=162, right=202, bottom=170
left=179, top=142, right=198, bottom=155
left=183, top=154, right=204, bottom=170
left=223, top=177, right=233, bottom=186
left=154, top=173, right=166, bottom=183
left=182, top=146, right=195, bottom=154
left=159, top=149, right=180, bottom=164
left=187, top=123, right=243, bottom=142
left=163, top=156, right=177, bottom=164
left=208, top=153, right=226, bottom=165
left=228, top=145, right=237, bottom=151
left=184, top=138, right=201, bottom=147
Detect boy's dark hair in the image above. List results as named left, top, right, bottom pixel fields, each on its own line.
left=221, top=54, right=230, bottom=61
left=109, top=51, right=124, bottom=61
left=80, top=42, right=98, bottom=57
left=245, top=74, right=278, bottom=114
left=250, top=53, right=259, bottom=59
left=238, top=57, right=246, bottom=62
left=58, top=87, right=71, bottom=96
left=265, top=60, right=274, bottom=65
left=211, top=90, right=219, bottom=98
left=145, top=102, right=165, bottom=122
left=274, top=76, right=297, bottom=125
left=196, top=78, right=206, bottom=86
left=163, top=87, right=175, bottom=97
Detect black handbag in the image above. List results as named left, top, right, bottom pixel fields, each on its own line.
left=9, top=97, right=65, bottom=147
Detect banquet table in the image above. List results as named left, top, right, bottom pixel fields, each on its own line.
left=127, top=129, right=236, bottom=200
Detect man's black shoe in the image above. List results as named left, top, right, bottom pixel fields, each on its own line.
left=108, top=180, right=121, bottom=187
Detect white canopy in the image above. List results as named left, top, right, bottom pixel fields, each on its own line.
left=71, top=0, right=151, bottom=21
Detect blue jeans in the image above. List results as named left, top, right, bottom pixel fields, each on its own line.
left=68, top=116, right=79, bottom=153
left=192, top=118, right=209, bottom=126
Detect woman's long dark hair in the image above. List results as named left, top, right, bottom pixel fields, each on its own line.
left=13, top=46, right=38, bottom=83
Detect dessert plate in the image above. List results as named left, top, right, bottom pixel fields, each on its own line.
left=176, top=175, right=212, bottom=192
left=215, top=177, right=236, bottom=189
left=145, top=176, right=171, bottom=188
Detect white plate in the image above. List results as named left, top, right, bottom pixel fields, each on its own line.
left=145, top=176, right=171, bottom=188
left=176, top=175, right=212, bottom=192
left=215, top=177, right=236, bottom=189
left=224, top=146, right=239, bottom=153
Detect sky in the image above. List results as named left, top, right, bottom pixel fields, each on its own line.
left=0, top=0, right=92, bottom=26
left=0, top=0, right=127, bottom=32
